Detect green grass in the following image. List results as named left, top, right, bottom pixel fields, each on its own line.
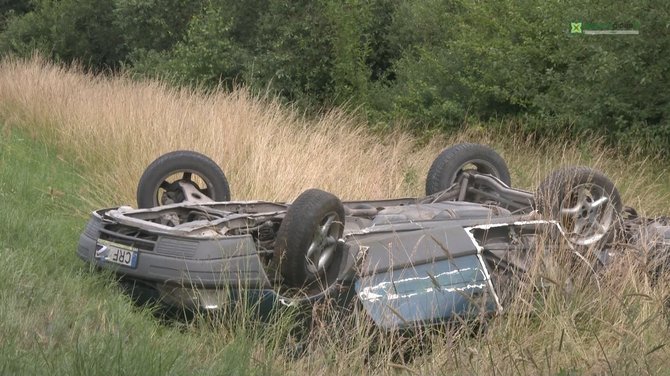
left=4, top=124, right=670, bottom=375
left=0, top=128, right=288, bottom=375
left=2, top=57, right=670, bottom=374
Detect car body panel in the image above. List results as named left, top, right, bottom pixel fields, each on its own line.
left=77, top=181, right=670, bottom=329
left=76, top=195, right=552, bottom=324
left=356, top=256, right=495, bottom=329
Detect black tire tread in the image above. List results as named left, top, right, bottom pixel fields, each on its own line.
left=274, top=189, right=345, bottom=287
left=535, top=166, right=622, bottom=247
left=136, top=150, right=231, bottom=208
left=535, top=166, right=622, bottom=217
left=425, top=143, right=511, bottom=196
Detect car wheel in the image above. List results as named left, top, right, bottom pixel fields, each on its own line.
left=535, top=167, right=622, bottom=247
left=425, top=143, right=511, bottom=196
left=274, top=189, right=345, bottom=288
left=136, top=150, right=231, bottom=208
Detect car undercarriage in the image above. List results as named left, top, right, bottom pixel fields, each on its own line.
left=77, top=143, right=670, bottom=329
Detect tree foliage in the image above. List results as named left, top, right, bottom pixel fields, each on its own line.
left=0, top=0, right=668, bottom=152
left=1, top=0, right=125, bottom=68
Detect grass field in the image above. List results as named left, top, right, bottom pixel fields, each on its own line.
left=2, top=57, right=670, bottom=374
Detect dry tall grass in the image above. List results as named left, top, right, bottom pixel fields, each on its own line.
left=1, top=57, right=668, bottom=214
left=2, top=56, right=670, bottom=374
left=0, top=57, right=443, bottom=205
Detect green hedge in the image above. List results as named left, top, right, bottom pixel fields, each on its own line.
left=1, top=0, right=668, bottom=153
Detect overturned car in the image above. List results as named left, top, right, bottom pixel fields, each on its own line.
left=77, top=144, right=670, bottom=329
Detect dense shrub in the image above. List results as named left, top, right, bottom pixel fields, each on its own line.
left=0, top=1, right=33, bottom=27
left=0, top=0, right=125, bottom=69
left=0, top=0, right=667, bottom=152
left=131, top=1, right=248, bottom=87
left=113, top=0, right=204, bottom=54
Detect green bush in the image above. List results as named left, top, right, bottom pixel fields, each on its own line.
left=0, top=0, right=126, bottom=69
left=0, top=1, right=34, bottom=28
left=131, top=2, right=248, bottom=87
left=372, top=0, right=669, bottom=151
left=0, top=0, right=668, bottom=153
left=113, top=0, right=204, bottom=54
left=134, top=0, right=378, bottom=107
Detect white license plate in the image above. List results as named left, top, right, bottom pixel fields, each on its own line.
left=95, top=239, right=138, bottom=268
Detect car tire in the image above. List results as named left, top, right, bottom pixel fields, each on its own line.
left=535, top=166, right=622, bottom=247
left=425, top=143, right=511, bottom=196
left=136, top=150, right=231, bottom=208
left=274, top=189, right=345, bottom=288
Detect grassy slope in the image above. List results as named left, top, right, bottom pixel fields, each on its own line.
left=0, top=129, right=289, bottom=375
left=1, top=58, right=670, bottom=374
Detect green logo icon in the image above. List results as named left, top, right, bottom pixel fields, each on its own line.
left=571, top=22, right=582, bottom=33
